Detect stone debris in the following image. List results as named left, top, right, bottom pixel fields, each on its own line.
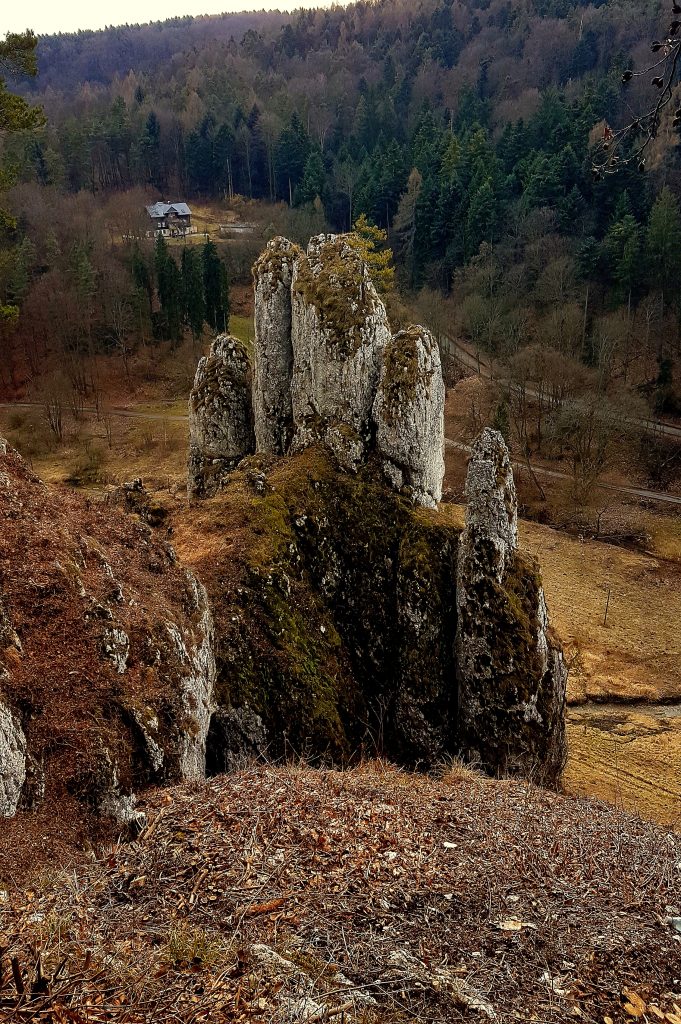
left=188, top=334, right=255, bottom=498
left=373, top=325, right=445, bottom=508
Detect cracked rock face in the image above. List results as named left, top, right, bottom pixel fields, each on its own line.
left=373, top=326, right=445, bottom=508
left=0, top=437, right=220, bottom=824
left=173, top=571, right=217, bottom=781
left=188, top=335, right=255, bottom=499
left=0, top=702, right=26, bottom=817
left=290, top=234, right=391, bottom=470
left=252, top=237, right=300, bottom=455
left=455, top=429, right=567, bottom=785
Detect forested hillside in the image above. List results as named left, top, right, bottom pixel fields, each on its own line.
left=2, top=0, right=681, bottom=483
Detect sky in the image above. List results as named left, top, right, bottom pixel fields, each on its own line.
left=3, top=0, right=340, bottom=36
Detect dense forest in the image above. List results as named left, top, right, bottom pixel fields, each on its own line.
left=2, top=0, right=681, bottom=491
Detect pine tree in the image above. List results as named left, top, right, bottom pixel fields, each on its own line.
left=202, top=240, right=230, bottom=333
left=646, top=187, right=681, bottom=306
left=348, top=214, right=395, bottom=293
left=295, top=148, right=325, bottom=206
left=181, top=247, right=206, bottom=340
left=154, top=235, right=182, bottom=342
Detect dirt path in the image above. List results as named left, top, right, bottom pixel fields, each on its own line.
left=439, top=332, right=681, bottom=442
left=4, top=402, right=681, bottom=508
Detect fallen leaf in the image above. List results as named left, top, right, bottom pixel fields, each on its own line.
left=622, top=988, right=646, bottom=1017
left=497, top=919, right=537, bottom=932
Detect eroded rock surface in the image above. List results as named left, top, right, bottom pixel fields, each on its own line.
left=0, top=438, right=217, bottom=827
left=252, top=237, right=300, bottom=455
left=0, top=702, right=26, bottom=817
left=373, top=326, right=445, bottom=508
left=188, top=335, right=255, bottom=498
left=290, top=234, right=391, bottom=469
left=455, top=429, right=567, bottom=784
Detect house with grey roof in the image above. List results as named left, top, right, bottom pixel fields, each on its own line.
left=146, top=202, right=193, bottom=237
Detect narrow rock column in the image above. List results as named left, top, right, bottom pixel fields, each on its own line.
left=290, top=234, right=391, bottom=470
left=455, top=429, right=567, bottom=785
left=373, top=325, right=445, bottom=508
left=188, top=335, right=255, bottom=499
left=252, top=237, right=301, bottom=455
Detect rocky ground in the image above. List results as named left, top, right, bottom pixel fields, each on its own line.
left=0, top=762, right=679, bottom=1023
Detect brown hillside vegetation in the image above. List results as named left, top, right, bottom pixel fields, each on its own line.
left=1, top=764, right=680, bottom=1023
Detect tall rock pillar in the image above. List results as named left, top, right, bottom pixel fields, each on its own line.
left=455, top=429, right=567, bottom=785
left=290, top=234, right=391, bottom=470
left=373, top=325, right=445, bottom=508
left=187, top=335, right=255, bottom=499
left=252, top=237, right=301, bottom=455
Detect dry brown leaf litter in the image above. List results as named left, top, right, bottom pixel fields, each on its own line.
left=0, top=761, right=680, bottom=1023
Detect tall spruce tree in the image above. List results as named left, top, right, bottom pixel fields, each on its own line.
left=154, top=235, right=182, bottom=342
left=202, top=240, right=230, bottom=333
left=181, top=246, right=206, bottom=340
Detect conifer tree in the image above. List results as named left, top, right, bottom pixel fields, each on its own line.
left=202, top=240, right=230, bottom=333
left=181, top=246, right=206, bottom=340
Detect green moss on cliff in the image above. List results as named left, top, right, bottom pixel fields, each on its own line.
left=185, top=446, right=461, bottom=764
left=379, top=327, right=426, bottom=425
left=292, top=239, right=378, bottom=356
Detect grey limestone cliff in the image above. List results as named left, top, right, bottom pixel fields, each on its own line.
left=290, top=234, right=392, bottom=470
left=252, top=237, right=300, bottom=455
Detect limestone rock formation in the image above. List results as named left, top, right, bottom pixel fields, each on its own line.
left=373, top=326, right=445, bottom=508
left=0, top=436, right=217, bottom=829
left=0, top=702, right=26, bottom=817
left=455, top=429, right=567, bottom=784
left=252, top=237, right=300, bottom=455
left=188, top=335, right=255, bottom=499
left=290, top=234, right=391, bottom=469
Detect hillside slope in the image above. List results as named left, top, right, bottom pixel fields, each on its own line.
left=1, top=763, right=679, bottom=1022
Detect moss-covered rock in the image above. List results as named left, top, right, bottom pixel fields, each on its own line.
left=373, top=326, right=445, bottom=509
left=188, top=335, right=255, bottom=499
left=290, top=235, right=391, bottom=470
left=456, top=429, right=567, bottom=784
left=174, top=446, right=461, bottom=767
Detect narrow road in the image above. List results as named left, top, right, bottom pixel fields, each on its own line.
left=2, top=401, right=681, bottom=507
left=0, top=401, right=189, bottom=424
left=438, top=333, right=681, bottom=442
left=445, top=438, right=681, bottom=507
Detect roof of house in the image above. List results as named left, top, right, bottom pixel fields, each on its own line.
left=146, top=202, right=192, bottom=218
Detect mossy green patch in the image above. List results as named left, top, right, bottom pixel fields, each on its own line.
left=292, top=239, right=379, bottom=357
left=379, top=327, right=431, bottom=425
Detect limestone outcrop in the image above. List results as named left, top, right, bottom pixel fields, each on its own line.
left=252, top=237, right=300, bottom=455
left=208, top=233, right=446, bottom=505
left=0, top=436, right=217, bottom=829
left=373, top=326, right=445, bottom=508
left=0, top=701, right=26, bottom=817
left=188, top=335, right=255, bottom=499
left=455, top=429, right=567, bottom=784
left=290, top=234, right=391, bottom=469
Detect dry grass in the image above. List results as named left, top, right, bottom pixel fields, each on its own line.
left=565, top=705, right=681, bottom=828
left=521, top=519, right=681, bottom=703
left=1, top=764, right=679, bottom=1023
